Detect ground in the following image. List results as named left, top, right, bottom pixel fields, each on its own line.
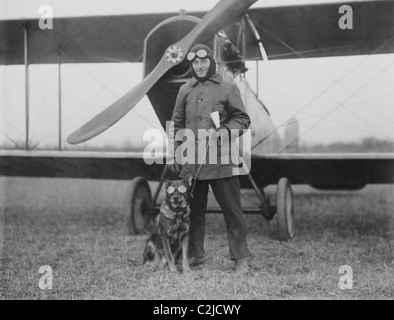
left=0, top=177, right=393, bottom=300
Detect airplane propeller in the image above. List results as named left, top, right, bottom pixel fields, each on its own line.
left=67, top=0, right=257, bottom=144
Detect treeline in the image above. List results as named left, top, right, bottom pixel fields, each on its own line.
left=299, top=137, right=394, bottom=153
left=3, top=137, right=394, bottom=154
left=64, top=143, right=143, bottom=152
left=0, top=142, right=145, bottom=152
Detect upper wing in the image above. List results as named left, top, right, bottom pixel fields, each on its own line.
left=2, top=1, right=394, bottom=65
left=0, top=12, right=203, bottom=65
left=245, top=0, right=394, bottom=59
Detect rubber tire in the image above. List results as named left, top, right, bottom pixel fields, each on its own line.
left=124, top=177, right=152, bottom=235
left=275, top=177, right=295, bottom=241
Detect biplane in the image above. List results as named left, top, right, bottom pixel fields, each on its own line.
left=1, top=0, right=394, bottom=241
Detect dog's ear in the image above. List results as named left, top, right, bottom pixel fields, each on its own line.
left=163, top=179, right=170, bottom=187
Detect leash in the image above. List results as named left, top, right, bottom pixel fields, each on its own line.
left=189, top=128, right=214, bottom=199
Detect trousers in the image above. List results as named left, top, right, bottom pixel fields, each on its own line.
left=188, top=176, right=251, bottom=260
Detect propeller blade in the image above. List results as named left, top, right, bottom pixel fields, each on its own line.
left=67, top=54, right=171, bottom=144
left=180, top=0, right=257, bottom=49
left=67, top=0, right=257, bottom=144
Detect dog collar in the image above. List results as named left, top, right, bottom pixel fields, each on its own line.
left=161, top=202, right=188, bottom=220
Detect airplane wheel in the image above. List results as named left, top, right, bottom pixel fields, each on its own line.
left=124, top=177, right=152, bottom=235
left=275, top=177, right=295, bottom=241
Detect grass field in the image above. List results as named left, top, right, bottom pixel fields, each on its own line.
left=0, top=177, right=393, bottom=300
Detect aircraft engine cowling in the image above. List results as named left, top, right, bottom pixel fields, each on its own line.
left=143, top=13, right=215, bottom=128
left=143, top=13, right=204, bottom=79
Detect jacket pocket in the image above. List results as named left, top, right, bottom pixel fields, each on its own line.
left=212, top=101, right=225, bottom=112
left=212, top=102, right=228, bottom=123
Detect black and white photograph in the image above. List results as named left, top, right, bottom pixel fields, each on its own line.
left=0, top=0, right=393, bottom=303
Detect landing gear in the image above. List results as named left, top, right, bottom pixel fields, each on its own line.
left=124, top=177, right=152, bottom=235
left=245, top=172, right=294, bottom=241
left=273, top=177, right=295, bottom=241
left=123, top=170, right=295, bottom=241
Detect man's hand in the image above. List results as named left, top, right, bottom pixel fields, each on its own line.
left=167, top=162, right=181, bottom=175
left=183, top=172, right=194, bottom=187
left=216, top=126, right=228, bottom=146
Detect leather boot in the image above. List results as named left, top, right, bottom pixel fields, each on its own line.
left=233, top=257, right=249, bottom=274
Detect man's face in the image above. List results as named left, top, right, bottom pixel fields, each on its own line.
left=192, top=57, right=211, bottom=78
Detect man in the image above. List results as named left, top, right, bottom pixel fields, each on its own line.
left=169, top=44, right=251, bottom=274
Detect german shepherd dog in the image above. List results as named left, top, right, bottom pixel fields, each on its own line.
left=143, top=180, right=190, bottom=272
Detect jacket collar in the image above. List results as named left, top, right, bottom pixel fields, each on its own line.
left=189, top=73, right=222, bottom=87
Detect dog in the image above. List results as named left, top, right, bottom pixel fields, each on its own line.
left=143, top=179, right=191, bottom=272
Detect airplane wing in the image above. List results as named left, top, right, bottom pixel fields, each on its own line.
left=246, top=0, right=394, bottom=59
left=248, top=153, right=394, bottom=189
left=1, top=150, right=393, bottom=190
left=0, top=150, right=165, bottom=180
left=2, top=1, right=394, bottom=65
left=0, top=13, right=181, bottom=64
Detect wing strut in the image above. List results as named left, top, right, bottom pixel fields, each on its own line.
left=58, top=53, right=62, bottom=151
left=244, top=13, right=268, bottom=61
left=24, top=25, right=29, bottom=151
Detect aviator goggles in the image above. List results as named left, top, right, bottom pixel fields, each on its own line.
left=166, top=185, right=188, bottom=195
left=186, top=49, right=210, bottom=62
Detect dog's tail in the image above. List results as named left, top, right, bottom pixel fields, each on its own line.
left=142, top=240, right=157, bottom=264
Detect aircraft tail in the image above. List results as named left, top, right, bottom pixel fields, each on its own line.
left=284, top=117, right=299, bottom=153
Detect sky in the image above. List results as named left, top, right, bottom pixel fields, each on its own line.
left=1, top=0, right=394, bottom=151
left=1, top=0, right=373, bottom=19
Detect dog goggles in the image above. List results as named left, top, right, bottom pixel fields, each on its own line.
left=186, top=49, right=210, bottom=62
left=166, top=185, right=188, bottom=194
